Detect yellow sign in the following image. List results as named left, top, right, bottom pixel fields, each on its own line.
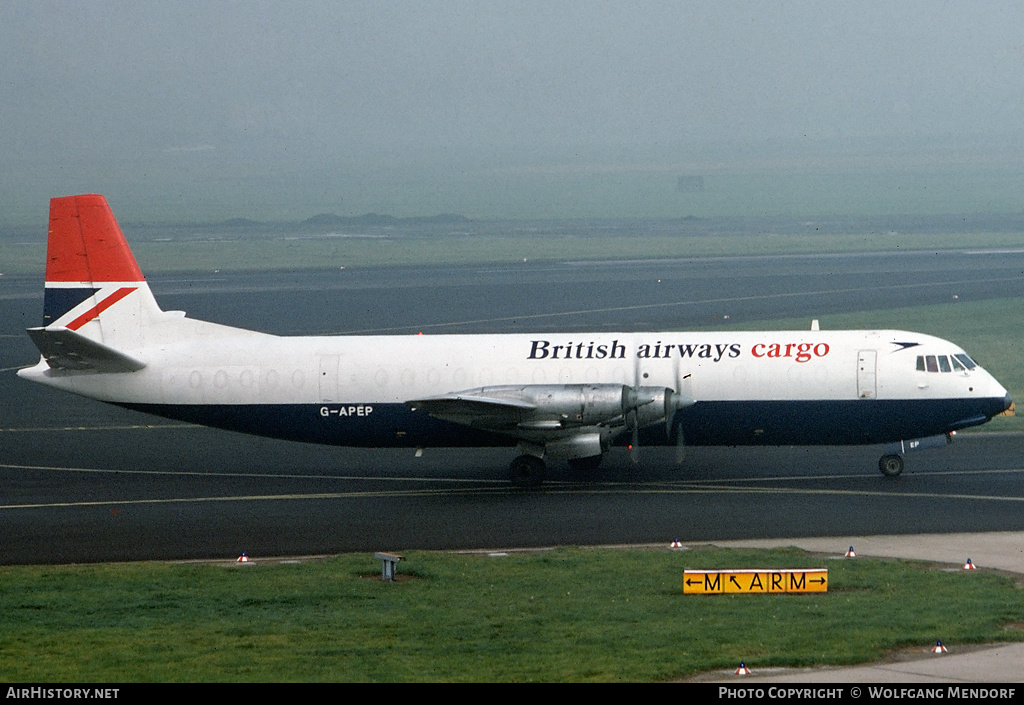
left=683, top=568, right=828, bottom=594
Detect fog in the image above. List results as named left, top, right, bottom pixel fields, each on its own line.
left=2, top=1, right=1024, bottom=224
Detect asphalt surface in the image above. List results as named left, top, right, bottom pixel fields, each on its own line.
left=3, top=248, right=1024, bottom=566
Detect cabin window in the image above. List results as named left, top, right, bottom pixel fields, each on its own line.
left=926, top=355, right=938, bottom=372
left=938, top=356, right=951, bottom=373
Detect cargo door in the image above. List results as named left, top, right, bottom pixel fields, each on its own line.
left=857, top=350, right=877, bottom=399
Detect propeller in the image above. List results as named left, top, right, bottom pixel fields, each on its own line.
left=674, top=427, right=687, bottom=464
left=621, top=351, right=695, bottom=466
left=624, top=354, right=652, bottom=465
left=666, top=354, right=695, bottom=465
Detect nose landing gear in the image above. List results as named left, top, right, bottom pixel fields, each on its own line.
left=878, top=454, right=904, bottom=477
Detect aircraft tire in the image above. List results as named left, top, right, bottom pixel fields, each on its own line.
left=509, top=455, right=546, bottom=487
left=878, top=454, right=904, bottom=477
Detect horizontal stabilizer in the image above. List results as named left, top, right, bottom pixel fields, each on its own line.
left=26, top=326, right=146, bottom=373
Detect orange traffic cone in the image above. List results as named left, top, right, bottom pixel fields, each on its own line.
left=845, top=546, right=856, bottom=557
left=963, top=558, right=976, bottom=570
left=735, top=662, right=751, bottom=675
left=932, top=641, right=948, bottom=653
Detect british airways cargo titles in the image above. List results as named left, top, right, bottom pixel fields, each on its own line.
left=528, top=339, right=830, bottom=362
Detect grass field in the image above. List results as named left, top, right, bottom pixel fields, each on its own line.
left=1, top=547, right=1022, bottom=682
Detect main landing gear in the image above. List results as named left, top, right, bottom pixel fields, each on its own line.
left=509, top=455, right=546, bottom=487
left=509, top=453, right=605, bottom=486
left=878, top=454, right=904, bottom=477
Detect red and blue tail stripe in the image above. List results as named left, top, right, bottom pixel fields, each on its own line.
left=43, top=195, right=145, bottom=326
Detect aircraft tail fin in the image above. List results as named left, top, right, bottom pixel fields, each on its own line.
left=39, top=195, right=163, bottom=350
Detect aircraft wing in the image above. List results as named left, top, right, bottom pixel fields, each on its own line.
left=26, top=326, right=146, bottom=373
left=406, top=393, right=537, bottom=430
left=407, top=383, right=687, bottom=437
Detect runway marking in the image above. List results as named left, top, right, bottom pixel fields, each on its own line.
left=0, top=424, right=197, bottom=433
left=333, top=274, right=1024, bottom=334
left=668, top=485, right=1024, bottom=503
left=6, top=461, right=1024, bottom=485
left=0, top=462, right=505, bottom=484
left=640, top=467, right=1024, bottom=484
left=531, top=482, right=1024, bottom=506
left=0, top=487, right=518, bottom=511
left=3, top=462, right=1024, bottom=509
left=5, top=462, right=1024, bottom=486
left=2, top=482, right=1023, bottom=512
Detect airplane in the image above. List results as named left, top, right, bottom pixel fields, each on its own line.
left=18, top=194, right=1013, bottom=485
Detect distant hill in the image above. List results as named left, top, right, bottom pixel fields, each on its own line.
left=301, top=213, right=471, bottom=228
left=201, top=212, right=472, bottom=235
left=219, top=217, right=263, bottom=228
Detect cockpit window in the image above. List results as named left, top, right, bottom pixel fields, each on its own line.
left=954, top=353, right=977, bottom=370
left=921, top=354, right=974, bottom=370
left=917, top=354, right=976, bottom=373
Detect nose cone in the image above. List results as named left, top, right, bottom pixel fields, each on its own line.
left=983, top=369, right=1011, bottom=413
left=975, top=368, right=1011, bottom=422
left=986, top=389, right=1013, bottom=421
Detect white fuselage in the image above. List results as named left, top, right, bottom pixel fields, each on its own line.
left=20, top=321, right=1011, bottom=450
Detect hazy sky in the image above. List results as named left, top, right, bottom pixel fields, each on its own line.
left=3, top=1, right=1024, bottom=223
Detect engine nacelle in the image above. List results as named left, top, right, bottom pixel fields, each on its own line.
left=472, top=384, right=674, bottom=429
